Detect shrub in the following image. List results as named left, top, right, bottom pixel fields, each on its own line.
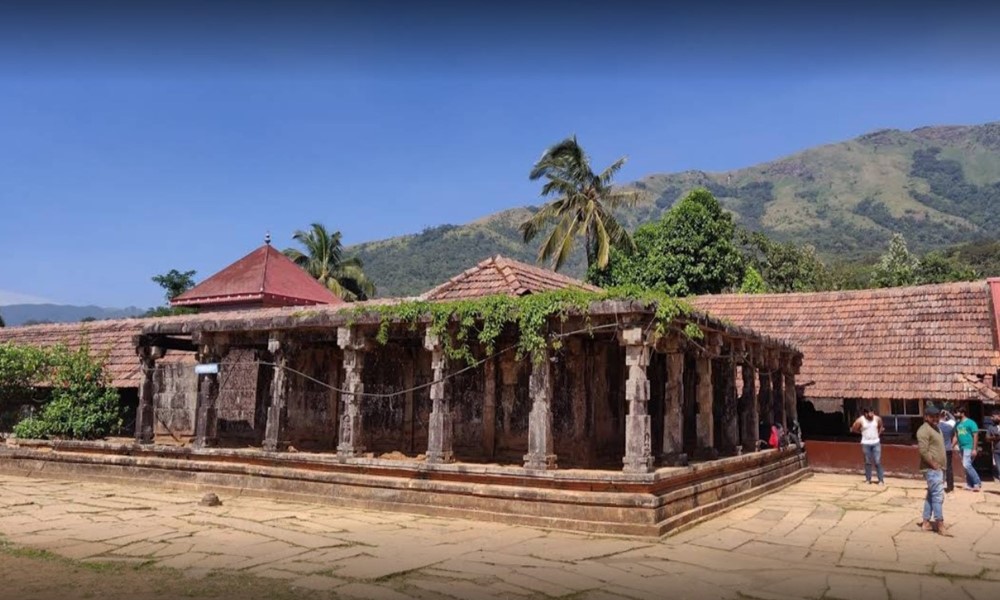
left=8, top=345, right=122, bottom=440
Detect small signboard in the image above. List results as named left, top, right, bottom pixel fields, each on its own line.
left=194, top=363, right=220, bottom=375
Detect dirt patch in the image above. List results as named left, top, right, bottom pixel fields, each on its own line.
left=0, top=544, right=336, bottom=600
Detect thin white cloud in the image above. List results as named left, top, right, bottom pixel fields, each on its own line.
left=0, top=289, right=58, bottom=306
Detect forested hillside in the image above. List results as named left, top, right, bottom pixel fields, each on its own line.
left=351, top=123, right=1000, bottom=297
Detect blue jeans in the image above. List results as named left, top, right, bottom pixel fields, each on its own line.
left=922, top=469, right=944, bottom=522
left=862, top=443, right=884, bottom=483
left=962, top=449, right=982, bottom=488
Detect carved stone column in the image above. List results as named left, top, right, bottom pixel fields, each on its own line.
left=482, top=354, right=497, bottom=458
left=135, top=344, right=163, bottom=445
left=620, top=328, right=654, bottom=472
left=263, top=334, right=289, bottom=452
left=328, top=351, right=341, bottom=450
left=758, top=364, right=773, bottom=430
left=661, top=338, right=686, bottom=466
left=721, top=344, right=741, bottom=455
left=425, top=330, right=454, bottom=464
left=337, top=326, right=366, bottom=460
left=193, top=341, right=223, bottom=449
left=771, top=363, right=785, bottom=430
left=523, top=347, right=557, bottom=470
left=782, top=354, right=800, bottom=427
left=694, top=333, right=720, bottom=460
left=403, top=348, right=416, bottom=454
left=499, top=354, right=520, bottom=437
left=740, top=346, right=759, bottom=452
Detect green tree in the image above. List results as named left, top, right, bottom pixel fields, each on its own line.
left=11, top=344, right=122, bottom=440
left=739, top=266, right=767, bottom=294
left=589, top=188, right=744, bottom=296
left=151, top=269, right=197, bottom=302
left=870, top=233, right=918, bottom=288
left=0, top=311, right=4, bottom=327
left=519, top=137, right=639, bottom=271
left=915, top=251, right=978, bottom=284
left=738, top=230, right=833, bottom=292
left=283, top=223, right=375, bottom=301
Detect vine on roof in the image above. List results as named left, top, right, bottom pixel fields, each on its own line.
left=338, top=287, right=698, bottom=365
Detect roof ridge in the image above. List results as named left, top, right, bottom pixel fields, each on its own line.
left=260, top=244, right=271, bottom=293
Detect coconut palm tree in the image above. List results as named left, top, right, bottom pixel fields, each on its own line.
left=519, top=137, right=639, bottom=271
left=283, top=223, right=376, bottom=301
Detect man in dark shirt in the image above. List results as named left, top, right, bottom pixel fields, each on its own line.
left=986, top=409, right=1000, bottom=482
left=916, top=405, right=950, bottom=536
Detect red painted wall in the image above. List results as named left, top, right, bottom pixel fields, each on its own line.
left=807, top=440, right=970, bottom=480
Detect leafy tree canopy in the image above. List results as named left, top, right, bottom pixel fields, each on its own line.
left=588, top=188, right=744, bottom=296
left=870, top=233, right=918, bottom=288
left=151, top=269, right=197, bottom=302
left=738, top=230, right=833, bottom=293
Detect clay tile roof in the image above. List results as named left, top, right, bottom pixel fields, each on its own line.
left=0, top=319, right=153, bottom=388
left=419, top=255, right=601, bottom=301
left=691, top=281, right=1000, bottom=402
left=173, top=244, right=342, bottom=308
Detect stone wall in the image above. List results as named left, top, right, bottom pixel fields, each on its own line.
left=153, top=362, right=197, bottom=439
left=217, top=348, right=261, bottom=440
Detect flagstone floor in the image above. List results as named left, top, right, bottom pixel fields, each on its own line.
left=1, top=472, right=999, bottom=599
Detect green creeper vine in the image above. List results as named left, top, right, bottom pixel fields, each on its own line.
left=338, top=287, right=700, bottom=365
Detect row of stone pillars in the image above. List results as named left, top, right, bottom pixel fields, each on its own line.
left=621, top=329, right=800, bottom=472
left=136, top=325, right=799, bottom=474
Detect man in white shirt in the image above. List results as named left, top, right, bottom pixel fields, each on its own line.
left=851, top=407, right=885, bottom=485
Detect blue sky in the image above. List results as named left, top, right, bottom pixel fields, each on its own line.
left=1, top=1, right=999, bottom=308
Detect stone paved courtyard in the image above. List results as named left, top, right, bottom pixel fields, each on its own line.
left=1, top=472, right=999, bottom=599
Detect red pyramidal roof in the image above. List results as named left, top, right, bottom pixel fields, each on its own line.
left=172, top=244, right=343, bottom=309
left=420, top=255, right=600, bottom=301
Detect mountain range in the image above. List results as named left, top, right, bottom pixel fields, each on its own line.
left=4, top=121, right=999, bottom=323
left=351, top=122, right=1000, bottom=297
left=0, top=304, right=145, bottom=327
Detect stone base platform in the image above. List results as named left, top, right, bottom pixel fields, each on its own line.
left=0, top=440, right=810, bottom=537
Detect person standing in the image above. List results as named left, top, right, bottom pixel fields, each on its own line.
left=851, top=407, right=885, bottom=485
left=938, top=410, right=957, bottom=493
left=954, top=407, right=982, bottom=492
left=916, top=405, right=950, bottom=536
left=986, top=409, right=1000, bottom=483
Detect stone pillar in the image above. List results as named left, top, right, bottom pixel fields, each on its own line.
left=135, top=344, right=163, bottom=445
left=782, top=356, right=799, bottom=427
left=193, top=343, right=222, bottom=449
left=694, top=334, right=720, bottom=460
left=263, top=334, right=289, bottom=452
left=403, top=348, right=416, bottom=454
left=337, top=327, right=366, bottom=460
left=721, top=346, right=740, bottom=455
left=425, top=331, right=454, bottom=464
left=772, top=365, right=785, bottom=430
left=740, top=351, right=759, bottom=452
left=328, top=352, right=341, bottom=450
left=482, top=355, right=497, bottom=458
left=499, top=354, right=519, bottom=436
left=568, top=338, right=587, bottom=442
left=661, top=339, right=686, bottom=466
left=621, top=328, right=654, bottom=472
left=523, top=347, right=557, bottom=470
left=758, top=368, right=773, bottom=429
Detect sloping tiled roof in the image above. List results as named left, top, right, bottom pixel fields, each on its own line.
left=173, top=244, right=342, bottom=308
left=0, top=319, right=150, bottom=387
left=420, top=255, right=601, bottom=301
left=692, top=281, right=1000, bottom=402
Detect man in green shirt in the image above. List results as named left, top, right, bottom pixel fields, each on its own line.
left=954, top=407, right=982, bottom=491
left=917, top=406, right=950, bottom=535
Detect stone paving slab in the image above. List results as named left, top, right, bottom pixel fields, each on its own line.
left=1, top=473, right=999, bottom=599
